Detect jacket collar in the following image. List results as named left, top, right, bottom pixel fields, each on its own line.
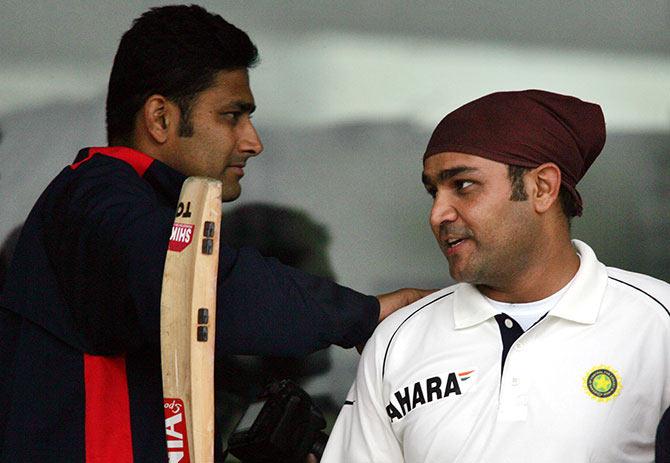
left=80, top=146, right=187, bottom=207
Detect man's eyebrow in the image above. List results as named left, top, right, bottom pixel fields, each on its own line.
left=226, top=101, right=256, bottom=113
left=422, top=166, right=478, bottom=185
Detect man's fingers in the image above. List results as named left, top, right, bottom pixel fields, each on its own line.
left=376, top=288, right=437, bottom=322
left=359, top=289, right=436, bottom=355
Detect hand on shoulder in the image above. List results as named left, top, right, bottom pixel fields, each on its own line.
left=354, top=288, right=436, bottom=354
left=376, top=288, right=437, bottom=323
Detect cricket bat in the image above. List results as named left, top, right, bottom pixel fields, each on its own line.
left=161, top=176, right=222, bottom=463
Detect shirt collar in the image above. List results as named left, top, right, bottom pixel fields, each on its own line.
left=547, top=239, right=607, bottom=325
left=453, top=283, right=499, bottom=329
left=452, top=239, right=607, bottom=329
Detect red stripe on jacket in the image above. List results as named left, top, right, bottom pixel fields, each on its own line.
left=79, top=146, right=154, bottom=462
left=84, top=355, right=134, bottom=463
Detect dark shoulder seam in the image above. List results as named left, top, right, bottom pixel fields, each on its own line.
left=608, top=276, right=669, bottom=319
left=382, top=291, right=454, bottom=379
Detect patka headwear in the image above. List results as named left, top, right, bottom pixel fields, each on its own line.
left=423, top=89, right=606, bottom=216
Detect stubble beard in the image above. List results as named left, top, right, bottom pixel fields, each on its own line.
left=446, top=240, right=491, bottom=285
left=447, top=230, right=535, bottom=290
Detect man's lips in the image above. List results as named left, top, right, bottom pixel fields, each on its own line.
left=441, top=236, right=471, bottom=256
left=228, top=164, right=245, bottom=177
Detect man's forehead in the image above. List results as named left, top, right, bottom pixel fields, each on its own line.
left=203, top=68, right=255, bottom=103
left=423, top=151, right=502, bottom=172
left=421, top=152, right=512, bottom=187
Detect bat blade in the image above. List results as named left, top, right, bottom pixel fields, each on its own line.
left=161, top=176, right=222, bottom=463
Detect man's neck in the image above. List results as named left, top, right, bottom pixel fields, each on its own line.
left=477, top=239, right=580, bottom=303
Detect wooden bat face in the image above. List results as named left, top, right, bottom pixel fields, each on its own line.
left=161, top=177, right=222, bottom=463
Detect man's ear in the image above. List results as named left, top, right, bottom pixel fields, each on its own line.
left=527, top=163, right=562, bottom=214
left=141, top=95, right=178, bottom=144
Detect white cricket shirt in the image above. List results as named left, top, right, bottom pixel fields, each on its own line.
left=322, top=240, right=670, bottom=463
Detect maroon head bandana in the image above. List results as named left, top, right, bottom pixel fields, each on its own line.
left=423, top=89, right=606, bottom=216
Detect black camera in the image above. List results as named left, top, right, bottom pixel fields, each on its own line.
left=227, top=379, right=328, bottom=462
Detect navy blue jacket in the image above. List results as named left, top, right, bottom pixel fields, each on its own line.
left=0, top=147, right=378, bottom=462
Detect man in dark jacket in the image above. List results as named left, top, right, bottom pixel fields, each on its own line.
left=0, top=5, right=426, bottom=461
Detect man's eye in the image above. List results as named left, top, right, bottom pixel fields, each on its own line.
left=425, top=187, right=437, bottom=198
left=222, top=112, right=241, bottom=121
left=455, top=180, right=474, bottom=191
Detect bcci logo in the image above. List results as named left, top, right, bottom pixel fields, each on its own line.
left=583, top=365, right=621, bottom=403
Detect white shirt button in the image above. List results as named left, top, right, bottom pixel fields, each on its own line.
left=504, top=318, right=514, bottom=328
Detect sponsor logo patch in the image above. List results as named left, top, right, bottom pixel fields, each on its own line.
left=583, top=365, right=621, bottom=402
left=169, top=223, right=195, bottom=252
left=164, top=398, right=190, bottom=462
left=386, top=369, right=475, bottom=422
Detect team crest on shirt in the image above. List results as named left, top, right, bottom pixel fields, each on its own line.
left=386, top=369, right=475, bottom=422
left=582, top=365, right=622, bottom=403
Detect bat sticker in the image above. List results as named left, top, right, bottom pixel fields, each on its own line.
left=168, top=223, right=194, bottom=252
left=164, top=398, right=191, bottom=462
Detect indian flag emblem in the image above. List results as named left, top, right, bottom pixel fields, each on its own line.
left=458, top=370, right=475, bottom=381
left=583, top=365, right=621, bottom=402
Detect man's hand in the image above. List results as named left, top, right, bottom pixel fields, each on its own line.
left=376, top=288, right=436, bottom=323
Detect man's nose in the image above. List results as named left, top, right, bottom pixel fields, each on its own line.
left=238, top=119, right=263, bottom=156
left=429, top=193, right=458, bottom=229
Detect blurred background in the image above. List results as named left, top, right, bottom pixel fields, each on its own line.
left=1, top=0, right=668, bottom=447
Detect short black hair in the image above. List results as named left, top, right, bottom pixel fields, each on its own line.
left=106, top=4, right=259, bottom=145
left=507, top=165, right=580, bottom=221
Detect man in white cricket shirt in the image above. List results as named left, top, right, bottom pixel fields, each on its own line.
left=322, top=90, right=670, bottom=463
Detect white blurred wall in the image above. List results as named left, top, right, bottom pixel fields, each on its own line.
left=1, top=1, right=668, bottom=403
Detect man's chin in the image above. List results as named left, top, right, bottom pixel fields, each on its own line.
left=446, top=257, right=463, bottom=281
left=447, top=266, right=463, bottom=282
left=221, top=185, right=242, bottom=202
left=448, top=264, right=477, bottom=284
